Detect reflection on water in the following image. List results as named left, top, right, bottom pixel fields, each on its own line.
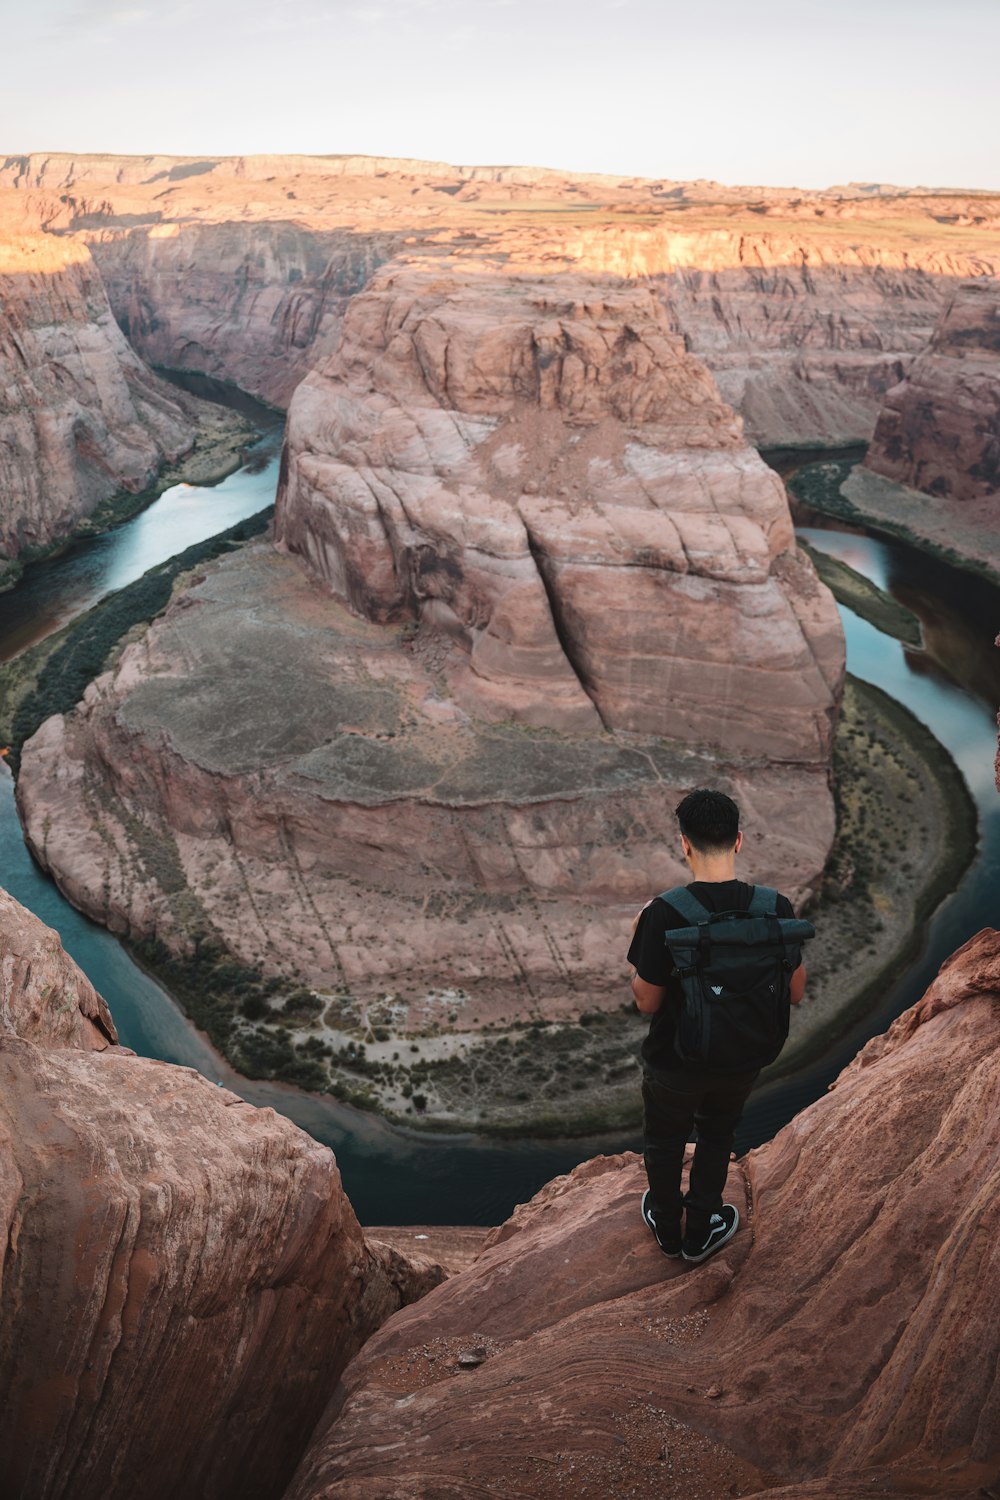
left=0, top=429, right=282, bottom=662
left=796, top=524, right=1000, bottom=716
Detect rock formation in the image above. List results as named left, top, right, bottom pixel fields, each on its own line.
left=14, top=262, right=843, bottom=1076
left=286, top=926, right=1000, bottom=1498
left=2, top=156, right=993, bottom=444
left=91, top=221, right=398, bottom=408
left=840, top=279, right=1000, bottom=576
left=864, top=278, right=1000, bottom=499
left=0, top=232, right=202, bottom=564
left=276, top=265, right=842, bottom=759
left=0, top=887, right=443, bottom=1500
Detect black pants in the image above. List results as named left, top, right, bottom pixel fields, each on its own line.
left=642, top=1065, right=758, bottom=1239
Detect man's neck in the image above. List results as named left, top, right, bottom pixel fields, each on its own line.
left=686, top=853, right=738, bottom=883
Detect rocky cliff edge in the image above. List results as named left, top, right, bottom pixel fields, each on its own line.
left=286, top=926, right=1000, bottom=1498
left=0, top=890, right=443, bottom=1500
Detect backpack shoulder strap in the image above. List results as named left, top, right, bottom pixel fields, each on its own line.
left=656, top=886, right=712, bottom=925
left=748, top=885, right=779, bottom=918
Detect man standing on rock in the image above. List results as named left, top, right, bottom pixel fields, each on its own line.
left=628, top=788, right=808, bottom=1263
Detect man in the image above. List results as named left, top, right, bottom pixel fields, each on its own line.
left=628, top=788, right=806, bottom=1264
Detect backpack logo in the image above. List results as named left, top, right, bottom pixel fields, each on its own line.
left=710, top=985, right=724, bottom=995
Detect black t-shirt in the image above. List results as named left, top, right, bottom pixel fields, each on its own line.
left=627, top=879, right=795, bottom=1073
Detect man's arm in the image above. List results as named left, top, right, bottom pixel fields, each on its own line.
left=790, top=963, right=807, bottom=1006
left=631, top=972, right=668, bottom=1015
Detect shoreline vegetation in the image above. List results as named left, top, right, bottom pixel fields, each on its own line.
left=797, top=539, right=923, bottom=646
left=788, top=457, right=1000, bottom=589
left=0, top=397, right=257, bottom=595
left=0, top=509, right=274, bottom=768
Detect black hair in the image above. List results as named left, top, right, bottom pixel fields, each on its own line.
left=675, top=788, right=740, bottom=853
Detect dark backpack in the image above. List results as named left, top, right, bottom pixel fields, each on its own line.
left=658, top=885, right=816, bottom=1073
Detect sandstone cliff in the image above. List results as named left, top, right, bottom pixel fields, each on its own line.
left=3, top=155, right=991, bottom=445
left=287, top=926, right=1000, bottom=1498
left=0, top=888, right=442, bottom=1500
left=14, top=262, right=843, bottom=1123
left=275, top=265, right=842, bottom=758
left=0, top=232, right=202, bottom=565
left=839, top=279, right=1000, bottom=577
left=864, top=278, right=1000, bottom=498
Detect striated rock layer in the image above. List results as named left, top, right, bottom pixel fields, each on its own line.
left=15, top=542, right=837, bottom=1036
left=839, top=279, right=1000, bottom=577
left=864, top=277, right=1000, bottom=500
left=0, top=233, right=201, bottom=562
left=0, top=887, right=442, bottom=1500
left=287, top=927, right=1000, bottom=1499
left=3, top=154, right=992, bottom=443
left=276, top=265, right=843, bottom=759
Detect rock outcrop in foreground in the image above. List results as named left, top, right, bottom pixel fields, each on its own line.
left=0, top=232, right=201, bottom=567
left=0, top=891, right=441, bottom=1500
left=288, top=927, right=1000, bottom=1499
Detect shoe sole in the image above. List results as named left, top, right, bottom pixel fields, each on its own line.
left=681, top=1206, right=740, bottom=1263
left=640, top=1190, right=682, bottom=1258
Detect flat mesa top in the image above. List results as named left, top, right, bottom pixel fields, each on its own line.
left=115, top=545, right=708, bottom=802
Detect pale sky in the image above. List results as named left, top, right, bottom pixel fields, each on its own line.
left=1, top=0, right=998, bottom=191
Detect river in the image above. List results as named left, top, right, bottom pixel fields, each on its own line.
left=1, top=416, right=998, bottom=1224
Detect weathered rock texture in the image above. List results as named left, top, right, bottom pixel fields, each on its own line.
left=3, top=156, right=995, bottom=443
left=0, top=888, right=443, bottom=1500
left=276, top=267, right=843, bottom=756
left=287, top=927, right=1000, bottom=1499
left=865, top=278, right=1000, bottom=499
left=94, top=221, right=397, bottom=408
left=0, top=886, right=117, bottom=1050
left=0, top=233, right=200, bottom=560
left=837, top=279, right=1000, bottom=577
left=15, top=543, right=837, bottom=1039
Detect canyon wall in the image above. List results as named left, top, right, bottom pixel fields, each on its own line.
left=0, top=888, right=441, bottom=1500
left=275, top=263, right=842, bottom=757
left=0, top=232, right=201, bottom=562
left=2, top=156, right=990, bottom=447
left=88, top=222, right=400, bottom=408
left=84, top=210, right=995, bottom=445
left=864, top=278, right=1000, bottom=499
left=288, top=925, right=1000, bottom=1499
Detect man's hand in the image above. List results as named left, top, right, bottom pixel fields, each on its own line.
left=631, top=973, right=667, bottom=1015
left=790, top=962, right=807, bottom=1006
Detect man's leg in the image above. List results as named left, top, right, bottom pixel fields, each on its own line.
left=642, top=1072, right=700, bottom=1239
left=684, top=1070, right=758, bottom=1240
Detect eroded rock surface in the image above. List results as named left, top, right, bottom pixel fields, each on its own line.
left=3, top=157, right=995, bottom=444
left=16, top=543, right=837, bottom=1047
left=0, top=232, right=200, bottom=563
left=840, top=279, right=1000, bottom=576
left=286, top=927, right=1000, bottom=1499
left=0, top=888, right=442, bottom=1500
left=276, top=268, right=843, bottom=756
left=864, top=278, right=1000, bottom=501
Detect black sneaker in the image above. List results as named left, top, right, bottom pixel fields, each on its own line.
left=641, top=1190, right=682, bottom=1258
left=682, top=1204, right=740, bottom=1263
